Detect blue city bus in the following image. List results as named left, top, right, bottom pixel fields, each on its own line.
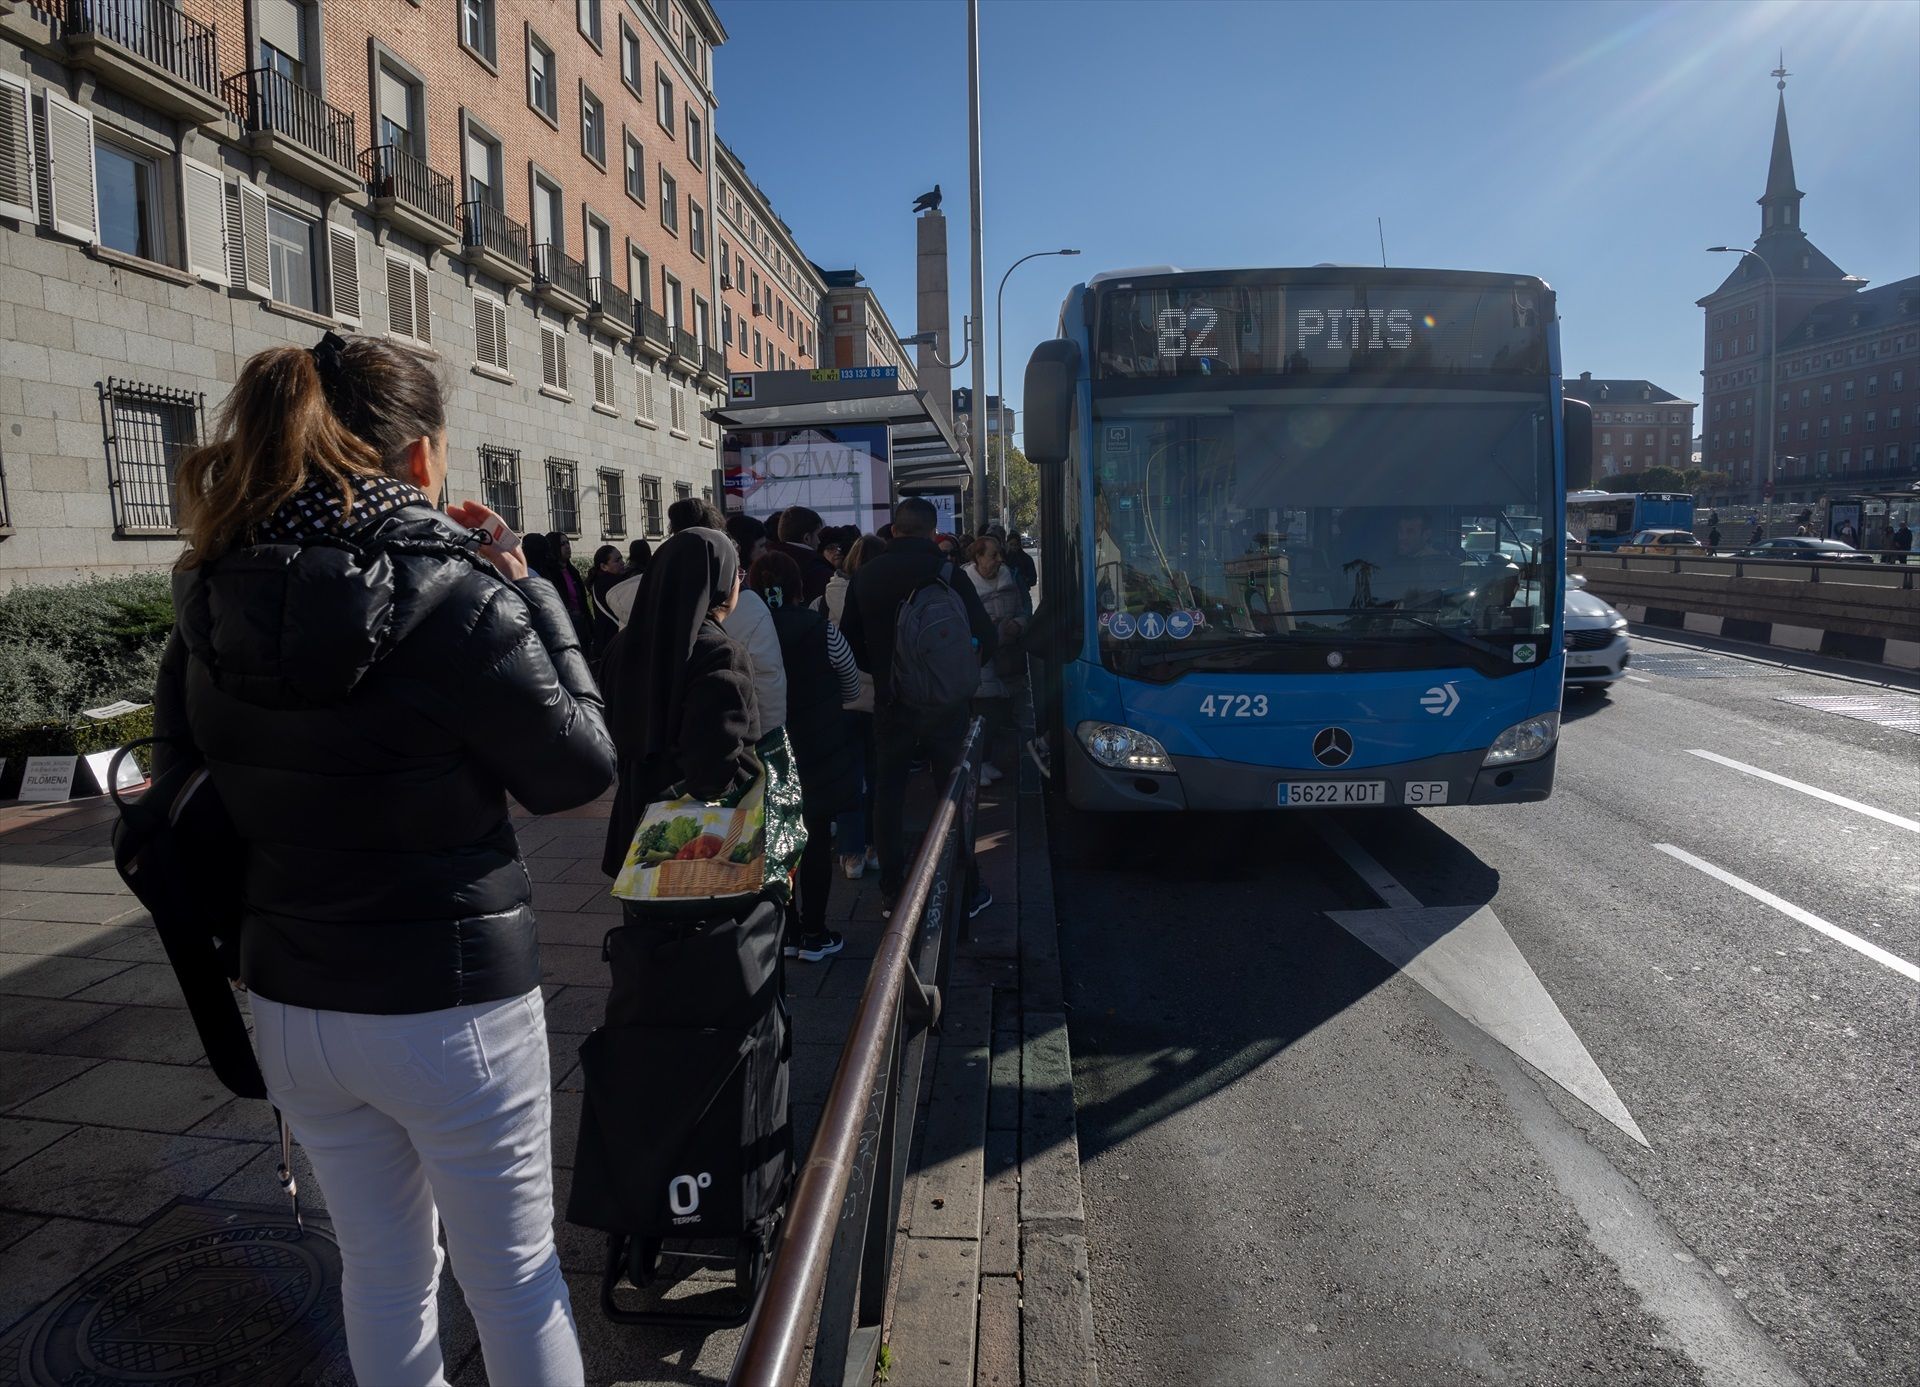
left=1020, top=266, right=1592, bottom=818
left=1566, top=491, right=1696, bottom=550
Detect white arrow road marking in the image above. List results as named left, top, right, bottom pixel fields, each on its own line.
left=1318, top=823, right=1648, bottom=1146
left=1655, top=844, right=1920, bottom=984
left=1685, top=749, right=1920, bottom=834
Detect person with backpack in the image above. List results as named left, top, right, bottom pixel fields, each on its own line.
left=962, top=533, right=1032, bottom=786
left=749, top=551, right=860, bottom=961
left=154, top=333, right=615, bottom=1386
left=841, top=497, right=997, bottom=918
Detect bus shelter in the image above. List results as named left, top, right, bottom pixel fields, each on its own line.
left=708, top=369, right=968, bottom=532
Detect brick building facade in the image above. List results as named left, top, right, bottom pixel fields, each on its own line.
left=1696, top=76, right=1920, bottom=507
left=1561, top=374, right=1695, bottom=480
left=0, top=0, right=737, bottom=588
left=817, top=265, right=916, bottom=383
left=715, top=138, right=821, bottom=378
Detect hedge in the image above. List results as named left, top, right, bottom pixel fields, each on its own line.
left=0, top=575, right=173, bottom=796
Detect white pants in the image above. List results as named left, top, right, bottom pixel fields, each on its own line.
left=251, top=988, right=585, bottom=1387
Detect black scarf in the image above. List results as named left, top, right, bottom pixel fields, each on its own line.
left=606, top=527, right=738, bottom=762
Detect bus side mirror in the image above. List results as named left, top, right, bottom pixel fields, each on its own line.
left=1024, top=339, right=1082, bottom=467
left=1563, top=396, right=1593, bottom=491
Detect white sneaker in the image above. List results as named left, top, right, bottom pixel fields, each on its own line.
left=980, top=763, right=1003, bottom=786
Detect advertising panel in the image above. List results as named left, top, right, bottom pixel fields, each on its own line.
left=722, top=424, right=892, bottom=532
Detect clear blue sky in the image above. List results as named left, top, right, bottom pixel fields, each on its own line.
left=714, top=0, right=1919, bottom=440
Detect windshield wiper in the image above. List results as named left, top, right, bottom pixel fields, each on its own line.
left=1129, top=608, right=1522, bottom=667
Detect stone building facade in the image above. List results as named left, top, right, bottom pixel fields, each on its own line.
left=1695, top=74, right=1919, bottom=507
left=715, top=137, right=821, bottom=378
left=817, top=265, right=916, bottom=384
left=0, top=0, right=734, bottom=589
left=1561, top=374, right=1695, bottom=480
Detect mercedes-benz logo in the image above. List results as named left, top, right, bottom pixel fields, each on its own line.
left=1312, top=727, right=1354, bottom=767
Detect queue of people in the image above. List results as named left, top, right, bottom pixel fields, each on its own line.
left=151, top=330, right=1022, bottom=1384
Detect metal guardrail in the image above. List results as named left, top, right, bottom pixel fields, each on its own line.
left=223, top=67, right=356, bottom=175
left=588, top=275, right=633, bottom=325
left=63, top=0, right=220, bottom=99
left=1573, top=549, right=1917, bottom=590
left=639, top=306, right=670, bottom=350
left=458, top=200, right=528, bottom=265
left=362, top=143, right=455, bottom=228
left=730, top=720, right=982, bottom=1387
left=532, top=241, right=591, bottom=303
left=671, top=328, right=699, bottom=364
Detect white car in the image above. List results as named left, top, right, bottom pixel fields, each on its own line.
left=1563, top=575, right=1629, bottom=688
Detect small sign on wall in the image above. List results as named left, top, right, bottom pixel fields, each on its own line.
left=19, top=756, right=79, bottom=803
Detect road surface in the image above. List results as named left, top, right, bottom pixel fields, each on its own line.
left=1056, top=633, right=1919, bottom=1387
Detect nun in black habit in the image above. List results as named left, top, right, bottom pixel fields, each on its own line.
left=600, top=527, right=762, bottom=877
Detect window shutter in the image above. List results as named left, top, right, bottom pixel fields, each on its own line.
left=259, top=0, right=304, bottom=54
left=594, top=349, right=614, bottom=406
left=37, top=89, right=96, bottom=244
left=327, top=225, right=360, bottom=325
left=635, top=365, right=653, bottom=420
left=473, top=293, right=496, bottom=367
left=411, top=264, right=431, bottom=345
left=541, top=326, right=557, bottom=387
left=225, top=180, right=271, bottom=296
left=491, top=299, right=509, bottom=369
left=0, top=70, right=36, bottom=224
left=385, top=253, right=415, bottom=339
left=181, top=158, right=227, bottom=285
left=542, top=324, right=568, bottom=390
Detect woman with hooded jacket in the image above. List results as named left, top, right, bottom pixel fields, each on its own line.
left=154, top=333, right=616, bottom=1386
left=599, top=528, right=762, bottom=878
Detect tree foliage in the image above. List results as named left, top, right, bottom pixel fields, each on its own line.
left=1604, top=465, right=1732, bottom=495
left=1002, top=443, right=1039, bottom=534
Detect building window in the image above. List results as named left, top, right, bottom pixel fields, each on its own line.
left=592, top=345, right=616, bottom=410
left=641, top=475, right=663, bottom=535
left=601, top=468, right=627, bottom=537
left=634, top=363, right=656, bottom=423
left=1889, top=443, right=1903, bottom=469
left=461, top=0, right=497, bottom=65
left=1841, top=414, right=1852, bottom=435
left=622, top=130, right=645, bottom=204
left=546, top=457, right=580, bottom=534
left=383, top=251, right=432, bottom=347
left=686, top=109, right=703, bottom=168
left=1894, top=370, right=1906, bottom=393
left=463, top=122, right=503, bottom=207
left=1798, top=422, right=1808, bottom=440
left=1816, top=450, right=1828, bottom=470
left=689, top=199, right=705, bottom=259
left=693, top=295, right=710, bottom=348
left=472, top=290, right=509, bottom=372
left=528, top=31, right=557, bottom=122
left=530, top=168, right=563, bottom=249
left=1843, top=380, right=1856, bottom=401
left=580, top=84, right=605, bottom=166
left=1601, top=432, right=1611, bottom=446
left=753, top=329, right=762, bottom=366
left=1865, top=411, right=1877, bottom=433
left=1838, top=449, right=1851, bottom=471
left=539, top=322, right=570, bottom=393
left=655, top=67, right=675, bottom=133
left=1890, top=407, right=1903, bottom=432
left=99, top=379, right=202, bottom=534
left=662, top=271, right=681, bottom=330
left=577, top=0, right=601, bottom=48
left=479, top=444, right=522, bottom=530
left=669, top=384, right=687, bottom=434
left=619, top=20, right=642, bottom=93
left=721, top=304, right=732, bottom=346
left=1867, top=375, right=1879, bottom=397
left=1801, top=388, right=1811, bottom=407
left=628, top=244, right=650, bottom=306
left=1863, top=447, right=1876, bottom=468
left=94, top=138, right=166, bottom=264
left=659, top=170, right=677, bottom=232
left=266, top=204, right=319, bottom=311
left=675, top=481, right=693, bottom=503
left=258, top=0, right=312, bottom=84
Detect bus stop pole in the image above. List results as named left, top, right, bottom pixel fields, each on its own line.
left=967, top=0, right=990, bottom=534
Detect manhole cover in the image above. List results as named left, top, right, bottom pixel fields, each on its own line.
left=0, top=1201, right=343, bottom=1386
left=1775, top=693, right=1920, bottom=736
left=1631, top=650, right=1792, bottom=679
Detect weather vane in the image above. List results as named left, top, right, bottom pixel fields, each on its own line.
left=1772, top=51, right=1790, bottom=92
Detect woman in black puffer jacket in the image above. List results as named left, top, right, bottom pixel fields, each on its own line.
left=154, top=334, right=614, bottom=1387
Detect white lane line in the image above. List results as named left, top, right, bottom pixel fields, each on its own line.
left=1685, top=749, right=1920, bottom=835
left=1655, top=844, right=1920, bottom=984
left=1625, top=673, right=1654, bottom=684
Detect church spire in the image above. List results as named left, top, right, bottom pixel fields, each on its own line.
left=1759, top=55, right=1803, bottom=238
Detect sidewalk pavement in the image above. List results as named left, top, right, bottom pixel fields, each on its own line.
left=0, top=753, right=1095, bottom=1386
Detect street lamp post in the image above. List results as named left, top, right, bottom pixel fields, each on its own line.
left=1708, top=246, right=1777, bottom=514
left=994, top=248, right=1080, bottom=528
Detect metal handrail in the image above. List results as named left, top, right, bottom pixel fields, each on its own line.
left=532, top=241, right=591, bottom=302
left=639, top=306, right=670, bottom=348
left=361, top=143, right=454, bottom=228
left=671, top=328, right=699, bottom=362
left=457, top=200, right=527, bottom=265
left=588, top=275, right=633, bottom=324
left=704, top=346, right=728, bottom=380
left=730, top=721, right=982, bottom=1387
left=63, top=0, right=220, bottom=98
left=223, top=67, right=356, bottom=173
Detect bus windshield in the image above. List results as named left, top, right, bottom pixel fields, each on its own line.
left=1090, top=387, right=1555, bottom=676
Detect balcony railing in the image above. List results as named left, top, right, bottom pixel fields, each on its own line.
left=223, top=67, right=356, bottom=177
left=63, top=0, right=220, bottom=102
left=588, top=276, right=633, bottom=324
left=639, top=307, right=670, bottom=351
left=531, top=242, right=591, bottom=305
left=361, top=143, right=455, bottom=231
left=703, top=346, right=727, bottom=380
left=458, top=200, right=528, bottom=266
left=671, top=328, right=698, bottom=363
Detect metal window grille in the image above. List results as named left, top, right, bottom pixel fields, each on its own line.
left=546, top=457, right=579, bottom=535
left=673, top=481, right=692, bottom=502
left=600, top=468, right=626, bottom=537
left=479, top=444, right=521, bottom=531
left=98, top=379, right=203, bottom=534
left=640, top=475, right=663, bottom=536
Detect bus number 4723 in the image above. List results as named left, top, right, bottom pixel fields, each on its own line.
left=1199, top=694, right=1267, bottom=718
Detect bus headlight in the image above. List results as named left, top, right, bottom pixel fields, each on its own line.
left=1482, top=712, right=1560, bottom=766
left=1077, top=722, right=1173, bottom=773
